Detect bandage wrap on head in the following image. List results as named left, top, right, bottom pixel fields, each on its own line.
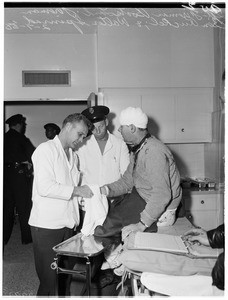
left=119, top=107, right=148, bottom=129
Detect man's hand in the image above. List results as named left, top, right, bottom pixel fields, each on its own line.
left=182, top=228, right=209, bottom=246
left=121, top=222, right=146, bottom=241
left=73, top=185, right=93, bottom=198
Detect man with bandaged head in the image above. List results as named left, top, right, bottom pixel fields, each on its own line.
left=95, top=107, right=182, bottom=240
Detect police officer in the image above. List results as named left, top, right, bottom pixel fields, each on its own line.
left=44, top=123, right=60, bottom=140
left=4, top=114, right=36, bottom=245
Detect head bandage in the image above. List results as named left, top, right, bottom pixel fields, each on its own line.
left=119, top=107, right=148, bottom=129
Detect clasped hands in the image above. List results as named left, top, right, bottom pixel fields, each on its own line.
left=182, top=227, right=210, bottom=256
left=182, top=227, right=209, bottom=246
left=73, top=185, right=93, bottom=199
left=74, top=185, right=108, bottom=199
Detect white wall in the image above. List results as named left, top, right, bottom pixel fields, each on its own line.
left=168, top=144, right=205, bottom=179
left=204, top=28, right=225, bottom=184
left=96, top=25, right=218, bottom=181
left=97, top=26, right=214, bottom=88
left=4, top=33, right=97, bottom=100
left=4, top=25, right=223, bottom=182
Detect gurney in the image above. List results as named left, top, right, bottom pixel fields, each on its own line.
left=118, top=217, right=222, bottom=296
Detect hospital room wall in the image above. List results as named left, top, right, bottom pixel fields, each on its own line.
left=4, top=33, right=97, bottom=147
left=4, top=33, right=97, bottom=100
left=4, top=27, right=223, bottom=182
left=96, top=26, right=222, bottom=183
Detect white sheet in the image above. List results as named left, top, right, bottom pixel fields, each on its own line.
left=81, top=185, right=108, bottom=236
left=140, top=272, right=223, bottom=296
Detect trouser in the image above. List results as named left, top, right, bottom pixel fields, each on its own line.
left=3, top=168, right=33, bottom=244
left=31, top=226, right=74, bottom=296
left=94, top=187, right=157, bottom=237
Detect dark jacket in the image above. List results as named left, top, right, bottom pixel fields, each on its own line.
left=207, top=224, right=224, bottom=291
left=207, top=224, right=224, bottom=249
left=4, top=128, right=35, bottom=164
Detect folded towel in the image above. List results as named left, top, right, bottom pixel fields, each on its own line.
left=81, top=185, right=108, bottom=236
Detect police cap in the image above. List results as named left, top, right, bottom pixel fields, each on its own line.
left=44, top=123, right=61, bottom=134
left=81, top=105, right=110, bottom=123
left=5, top=114, right=26, bottom=126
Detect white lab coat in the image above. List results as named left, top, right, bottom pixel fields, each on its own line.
left=29, top=136, right=80, bottom=229
left=81, top=185, right=108, bottom=236
left=77, top=132, right=130, bottom=186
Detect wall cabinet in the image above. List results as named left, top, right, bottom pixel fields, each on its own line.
left=142, top=90, right=212, bottom=143
left=100, top=90, right=141, bottom=139
left=182, top=190, right=224, bottom=230
left=100, top=88, right=213, bottom=143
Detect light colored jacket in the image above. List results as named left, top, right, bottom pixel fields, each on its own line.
left=107, top=136, right=182, bottom=227
left=29, top=136, right=80, bottom=229
left=77, top=132, right=129, bottom=186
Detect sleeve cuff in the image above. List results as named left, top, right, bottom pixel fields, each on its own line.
left=140, top=210, right=157, bottom=227
left=104, top=185, right=109, bottom=196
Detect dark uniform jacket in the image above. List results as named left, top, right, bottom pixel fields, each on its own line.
left=4, top=128, right=35, bottom=165
left=207, top=224, right=224, bottom=290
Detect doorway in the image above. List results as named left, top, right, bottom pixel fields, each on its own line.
left=4, top=100, right=88, bottom=147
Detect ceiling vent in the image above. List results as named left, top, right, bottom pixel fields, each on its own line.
left=22, top=71, right=71, bottom=86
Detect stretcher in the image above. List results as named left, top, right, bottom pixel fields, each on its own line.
left=118, top=217, right=219, bottom=296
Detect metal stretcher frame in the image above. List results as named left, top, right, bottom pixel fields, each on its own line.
left=52, top=233, right=106, bottom=296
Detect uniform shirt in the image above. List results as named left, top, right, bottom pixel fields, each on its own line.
left=77, top=132, right=130, bottom=186
left=4, top=128, right=35, bottom=163
left=107, top=136, right=182, bottom=227
left=29, top=136, right=80, bottom=229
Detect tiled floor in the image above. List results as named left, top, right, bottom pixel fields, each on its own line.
left=2, top=222, right=39, bottom=296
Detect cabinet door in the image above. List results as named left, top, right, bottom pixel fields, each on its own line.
left=187, top=210, right=218, bottom=231
left=183, top=193, right=224, bottom=230
left=184, top=194, right=217, bottom=211
left=101, top=91, right=141, bottom=137
left=142, top=90, right=212, bottom=143
left=176, top=93, right=212, bottom=142
left=100, top=88, right=212, bottom=143
left=141, top=94, right=176, bottom=143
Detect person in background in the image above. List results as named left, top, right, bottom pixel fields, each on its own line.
left=75, top=105, right=129, bottom=230
left=183, top=224, right=224, bottom=291
left=44, top=122, right=61, bottom=140
left=4, top=114, right=35, bottom=246
left=28, top=113, right=94, bottom=296
left=98, top=107, right=182, bottom=239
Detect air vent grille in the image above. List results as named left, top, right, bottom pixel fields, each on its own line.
left=22, top=71, right=71, bottom=86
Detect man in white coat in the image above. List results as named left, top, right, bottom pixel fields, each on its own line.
left=29, top=113, right=94, bottom=296
left=77, top=105, right=130, bottom=188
